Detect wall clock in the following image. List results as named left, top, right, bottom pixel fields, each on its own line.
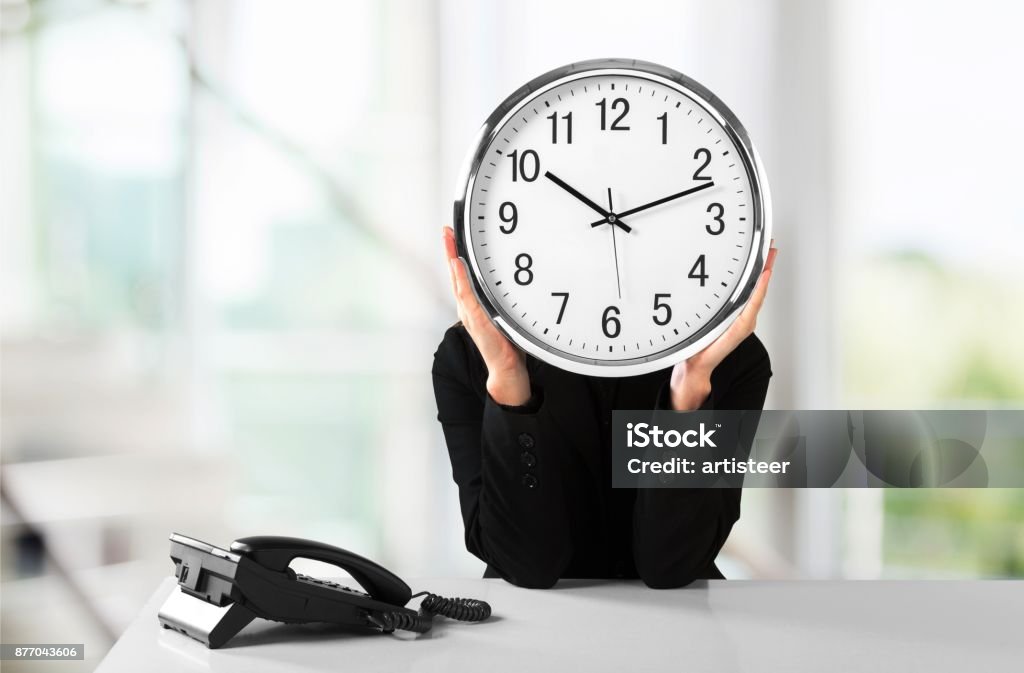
left=454, top=58, right=771, bottom=377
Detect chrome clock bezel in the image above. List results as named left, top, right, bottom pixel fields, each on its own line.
left=453, top=58, right=772, bottom=378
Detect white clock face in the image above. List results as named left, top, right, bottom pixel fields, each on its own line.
left=458, top=63, right=768, bottom=377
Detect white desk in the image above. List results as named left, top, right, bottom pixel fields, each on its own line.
left=96, top=577, right=1022, bottom=672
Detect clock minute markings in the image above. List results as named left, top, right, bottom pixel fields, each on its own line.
left=486, top=83, right=748, bottom=363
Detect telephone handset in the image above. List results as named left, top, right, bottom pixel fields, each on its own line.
left=158, top=533, right=491, bottom=649
left=230, top=535, right=413, bottom=606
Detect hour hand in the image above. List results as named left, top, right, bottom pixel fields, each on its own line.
left=544, top=171, right=631, bottom=233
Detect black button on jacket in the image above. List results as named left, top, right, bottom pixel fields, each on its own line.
left=431, top=323, right=772, bottom=589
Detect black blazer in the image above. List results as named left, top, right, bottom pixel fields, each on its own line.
left=431, top=324, right=771, bottom=589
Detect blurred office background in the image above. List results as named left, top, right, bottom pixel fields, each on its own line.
left=2, top=0, right=1023, bottom=669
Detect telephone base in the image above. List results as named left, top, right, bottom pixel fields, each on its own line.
left=158, top=585, right=256, bottom=649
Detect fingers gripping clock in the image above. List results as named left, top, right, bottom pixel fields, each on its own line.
left=453, top=59, right=772, bottom=377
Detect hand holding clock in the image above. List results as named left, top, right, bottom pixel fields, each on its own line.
left=444, top=226, right=778, bottom=411
left=669, top=242, right=778, bottom=410
left=444, top=226, right=531, bottom=406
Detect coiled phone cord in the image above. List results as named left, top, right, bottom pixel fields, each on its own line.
left=371, top=591, right=492, bottom=634
left=415, top=591, right=492, bottom=623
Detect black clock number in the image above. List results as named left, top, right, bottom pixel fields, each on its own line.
left=706, top=202, right=725, bottom=235
left=692, top=148, right=712, bottom=181
left=596, top=98, right=630, bottom=131
left=688, top=254, right=708, bottom=286
left=652, top=294, right=672, bottom=326
left=602, top=306, right=621, bottom=338
left=551, top=292, right=569, bottom=324
left=657, top=112, right=668, bottom=145
left=514, top=253, right=534, bottom=285
left=547, top=111, right=573, bottom=144
left=509, top=149, right=540, bottom=182
left=498, top=201, right=518, bottom=234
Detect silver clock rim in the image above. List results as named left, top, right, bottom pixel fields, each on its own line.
left=452, top=58, right=772, bottom=378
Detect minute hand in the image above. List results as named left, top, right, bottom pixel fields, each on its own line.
left=589, top=181, right=715, bottom=227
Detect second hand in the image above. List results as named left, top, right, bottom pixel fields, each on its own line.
left=608, top=187, right=622, bottom=301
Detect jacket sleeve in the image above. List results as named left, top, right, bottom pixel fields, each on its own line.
left=431, top=325, right=572, bottom=588
left=632, top=333, right=772, bottom=589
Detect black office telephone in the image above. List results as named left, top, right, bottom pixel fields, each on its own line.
left=157, top=533, right=491, bottom=648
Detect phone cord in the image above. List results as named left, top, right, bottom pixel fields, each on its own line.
left=413, top=591, right=492, bottom=622
left=372, top=591, right=492, bottom=634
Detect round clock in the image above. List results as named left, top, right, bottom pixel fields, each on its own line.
left=453, top=58, right=771, bottom=377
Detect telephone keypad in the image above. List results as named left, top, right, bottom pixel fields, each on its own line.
left=295, top=573, right=369, bottom=597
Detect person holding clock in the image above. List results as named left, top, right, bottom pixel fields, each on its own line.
left=433, top=226, right=777, bottom=589
left=432, top=60, right=776, bottom=589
